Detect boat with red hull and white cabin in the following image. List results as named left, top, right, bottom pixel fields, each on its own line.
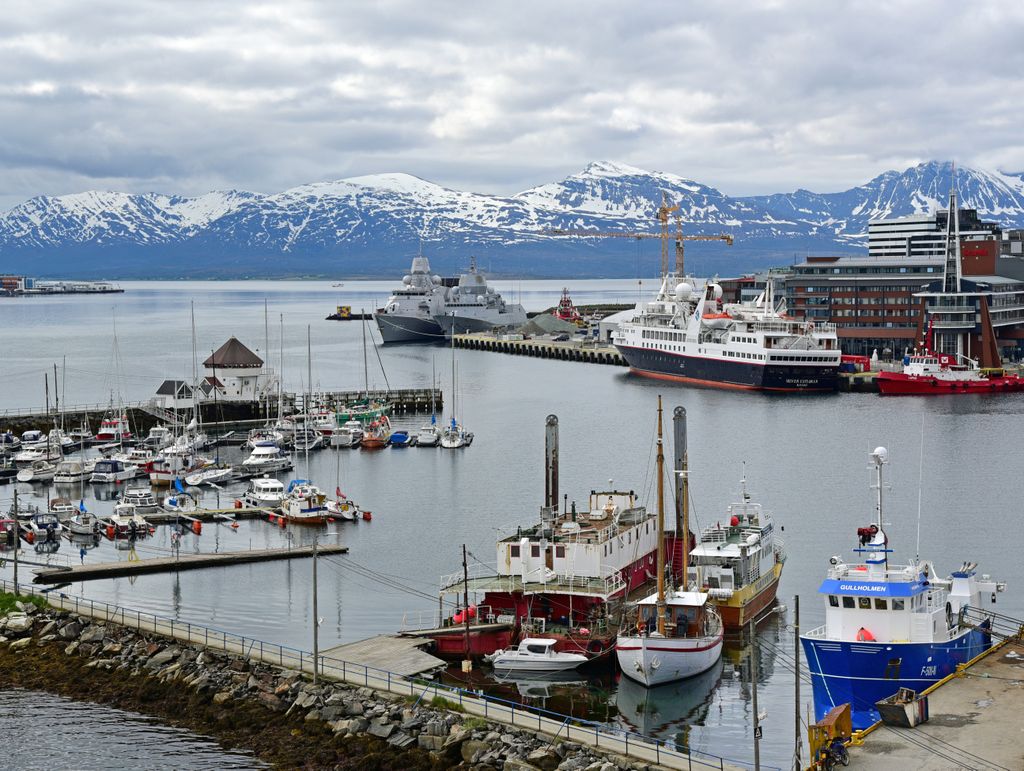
left=402, top=413, right=686, bottom=662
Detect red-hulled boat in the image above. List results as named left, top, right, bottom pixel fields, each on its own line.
left=401, top=413, right=684, bottom=663
left=877, top=354, right=1024, bottom=395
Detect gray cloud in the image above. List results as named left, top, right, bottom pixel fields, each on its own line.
left=1, top=0, right=1023, bottom=211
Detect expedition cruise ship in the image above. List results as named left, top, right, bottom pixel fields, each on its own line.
left=613, top=275, right=841, bottom=392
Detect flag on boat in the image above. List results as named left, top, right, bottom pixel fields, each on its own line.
left=78, top=499, right=87, bottom=513
left=175, top=477, right=185, bottom=493
left=336, top=487, right=346, bottom=499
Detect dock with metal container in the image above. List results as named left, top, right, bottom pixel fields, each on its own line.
left=32, top=544, right=347, bottom=584
left=320, top=635, right=447, bottom=679
left=453, top=333, right=625, bottom=366
left=844, top=635, right=1024, bottom=770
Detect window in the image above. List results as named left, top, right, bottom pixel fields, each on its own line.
left=858, top=597, right=872, bottom=609
left=828, top=595, right=839, bottom=607
left=842, top=596, right=855, bottom=609
left=874, top=598, right=887, bottom=610
left=510, top=544, right=520, bottom=558
left=531, top=544, right=540, bottom=558
left=893, top=599, right=905, bottom=611
left=555, top=545, right=565, bottom=558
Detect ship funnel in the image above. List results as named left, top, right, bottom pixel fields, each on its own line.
left=543, top=415, right=559, bottom=521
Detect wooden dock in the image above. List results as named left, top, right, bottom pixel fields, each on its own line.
left=453, top=333, right=625, bottom=366
left=32, top=544, right=347, bottom=584
left=320, top=635, right=447, bottom=679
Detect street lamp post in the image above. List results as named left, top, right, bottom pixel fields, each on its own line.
left=312, top=531, right=340, bottom=685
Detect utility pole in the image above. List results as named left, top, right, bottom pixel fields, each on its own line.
left=462, top=543, right=472, bottom=672
left=312, top=535, right=319, bottom=685
left=794, top=595, right=801, bottom=771
left=750, top=616, right=761, bottom=771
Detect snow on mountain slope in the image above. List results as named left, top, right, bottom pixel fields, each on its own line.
left=3, top=160, right=1024, bottom=278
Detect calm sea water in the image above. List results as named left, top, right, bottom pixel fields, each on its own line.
left=0, top=689, right=264, bottom=769
left=2, top=279, right=1024, bottom=769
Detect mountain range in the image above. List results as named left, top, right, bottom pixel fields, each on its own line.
left=2, top=160, right=1024, bottom=279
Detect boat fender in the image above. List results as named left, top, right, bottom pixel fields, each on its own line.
left=856, top=627, right=875, bottom=642
left=636, top=620, right=645, bottom=635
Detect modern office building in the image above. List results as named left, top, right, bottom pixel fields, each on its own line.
left=868, top=208, right=1001, bottom=258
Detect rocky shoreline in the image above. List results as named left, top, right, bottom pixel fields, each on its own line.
left=0, top=597, right=661, bottom=770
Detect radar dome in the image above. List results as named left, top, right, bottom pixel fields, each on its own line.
left=710, top=283, right=723, bottom=300
left=871, top=446, right=889, bottom=464
left=675, top=282, right=693, bottom=300
left=431, top=275, right=441, bottom=285
left=402, top=275, right=412, bottom=285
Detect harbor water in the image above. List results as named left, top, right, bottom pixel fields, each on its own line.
left=2, top=279, right=1024, bottom=769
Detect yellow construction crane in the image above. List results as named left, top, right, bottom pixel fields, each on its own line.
left=545, top=194, right=734, bottom=276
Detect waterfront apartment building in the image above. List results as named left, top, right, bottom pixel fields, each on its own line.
left=785, top=240, right=1024, bottom=360
left=868, top=208, right=1001, bottom=258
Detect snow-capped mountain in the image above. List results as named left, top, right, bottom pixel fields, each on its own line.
left=2, top=160, right=1023, bottom=278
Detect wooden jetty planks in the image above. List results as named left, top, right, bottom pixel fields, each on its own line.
left=32, top=544, right=347, bottom=584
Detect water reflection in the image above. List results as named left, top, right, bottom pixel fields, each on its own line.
left=615, top=661, right=721, bottom=746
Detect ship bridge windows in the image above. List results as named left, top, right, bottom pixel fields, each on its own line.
left=829, top=595, right=839, bottom=607
left=874, top=598, right=888, bottom=610
left=893, top=599, right=905, bottom=611
left=842, top=596, right=856, bottom=609
left=858, top=597, right=872, bottom=609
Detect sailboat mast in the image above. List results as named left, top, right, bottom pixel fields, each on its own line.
left=361, top=313, right=369, bottom=396
left=681, top=412, right=690, bottom=592
left=278, top=315, right=284, bottom=422
left=306, top=324, right=311, bottom=473
left=656, top=396, right=666, bottom=636
left=191, top=302, right=200, bottom=430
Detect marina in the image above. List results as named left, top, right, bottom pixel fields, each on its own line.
left=2, top=279, right=1024, bottom=771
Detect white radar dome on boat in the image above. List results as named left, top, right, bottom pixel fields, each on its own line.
left=432, top=275, right=441, bottom=284
left=402, top=275, right=412, bottom=285
left=871, top=446, right=888, bottom=464
left=675, top=282, right=693, bottom=300
left=710, top=283, right=723, bottom=300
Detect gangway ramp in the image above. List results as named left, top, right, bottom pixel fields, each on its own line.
left=320, top=635, right=446, bottom=679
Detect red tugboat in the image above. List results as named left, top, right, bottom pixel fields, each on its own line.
left=402, top=413, right=685, bottom=663
left=554, top=288, right=583, bottom=325
left=877, top=185, right=1024, bottom=396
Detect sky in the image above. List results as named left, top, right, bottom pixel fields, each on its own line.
left=1, top=0, right=1023, bottom=211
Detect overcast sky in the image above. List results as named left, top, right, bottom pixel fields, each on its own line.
left=2, top=0, right=1023, bottom=211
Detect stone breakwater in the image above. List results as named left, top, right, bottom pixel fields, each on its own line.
left=0, top=601, right=665, bottom=771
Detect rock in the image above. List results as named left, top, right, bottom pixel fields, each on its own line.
left=273, top=681, right=292, bottom=697
left=228, top=658, right=250, bottom=672
left=500, top=733, right=519, bottom=746
left=213, top=692, right=231, bottom=705
left=79, top=626, right=106, bottom=644
left=8, top=637, right=31, bottom=651
left=461, top=739, right=489, bottom=763
left=64, top=641, right=79, bottom=655
left=344, top=700, right=364, bottom=716
left=527, top=748, right=561, bottom=771
left=257, top=692, right=285, bottom=711
left=37, top=634, right=57, bottom=645
left=367, top=719, right=396, bottom=739
left=388, top=731, right=416, bottom=748
left=320, top=705, right=343, bottom=722
left=485, top=731, right=502, bottom=743
left=15, top=601, right=36, bottom=615
left=347, top=717, right=369, bottom=734
left=504, top=760, right=543, bottom=771
left=556, top=758, right=590, bottom=771
left=76, top=643, right=97, bottom=658
left=418, top=734, right=446, bottom=751
left=305, top=709, right=321, bottom=722
left=443, top=725, right=471, bottom=749
left=100, top=642, right=123, bottom=656
left=5, top=616, right=32, bottom=634
left=37, top=620, right=57, bottom=637
left=147, top=647, right=179, bottom=668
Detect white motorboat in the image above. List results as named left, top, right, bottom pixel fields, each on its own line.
left=25, top=512, right=62, bottom=542
left=19, top=430, right=46, bottom=450
left=16, top=459, right=57, bottom=483
left=184, top=466, right=235, bottom=487
left=241, top=444, right=293, bottom=474
left=111, top=502, right=150, bottom=534
left=246, top=427, right=284, bottom=449
left=325, top=498, right=356, bottom=521
left=48, top=497, right=77, bottom=521
left=121, top=486, right=160, bottom=514
left=47, top=428, right=75, bottom=454
left=90, top=458, right=139, bottom=483
left=330, top=420, right=363, bottom=448
left=242, top=476, right=286, bottom=508
left=162, top=490, right=200, bottom=514
left=487, top=639, right=588, bottom=674
left=54, top=459, right=93, bottom=484
left=69, top=510, right=100, bottom=536
left=415, top=418, right=441, bottom=447
left=0, top=432, right=22, bottom=452
left=292, top=428, right=325, bottom=452
left=142, top=425, right=174, bottom=450
left=14, top=446, right=62, bottom=467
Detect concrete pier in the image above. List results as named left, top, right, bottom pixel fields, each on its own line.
left=846, top=638, right=1024, bottom=770
left=32, top=544, right=347, bottom=584
left=453, top=333, right=625, bottom=366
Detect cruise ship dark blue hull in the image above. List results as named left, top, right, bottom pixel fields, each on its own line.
left=801, top=627, right=991, bottom=730
left=615, top=345, right=838, bottom=392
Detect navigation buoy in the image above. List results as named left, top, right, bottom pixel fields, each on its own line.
left=362, top=511, right=372, bottom=521
left=230, top=522, right=239, bottom=529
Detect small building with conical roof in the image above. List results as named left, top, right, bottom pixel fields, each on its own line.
left=202, top=337, right=274, bottom=402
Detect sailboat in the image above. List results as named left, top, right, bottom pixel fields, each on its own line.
left=440, top=319, right=473, bottom=449
left=281, top=326, right=328, bottom=523
left=416, top=359, right=442, bottom=447
left=615, top=398, right=724, bottom=687
left=325, top=450, right=356, bottom=521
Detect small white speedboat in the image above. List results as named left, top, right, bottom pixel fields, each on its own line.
left=16, top=459, right=57, bottom=483
left=184, top=466, right=234, bottom=487
left=330, top=420, right=363, bottom=448
left=416, top=418, right=441, bottom=447
left=242, top=476, right=286, bottom=508
left=69, top=511, right=100, bottom=536
left=121, top=486, right=160, bottom=514
left=486, top=638, right=588, bottom=674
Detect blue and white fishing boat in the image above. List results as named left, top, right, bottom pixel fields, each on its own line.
left=801, top=446, right=1006, bottom=730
